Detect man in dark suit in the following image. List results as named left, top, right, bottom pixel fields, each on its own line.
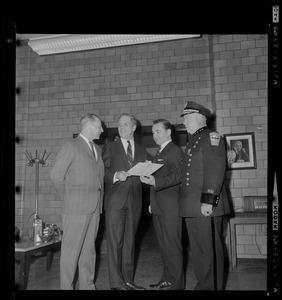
left=102, top=113, right=147, bottom=290
left=50, top=114, right=104, bottom=290
left=140, top=119, right=184, bottom=290
left=179, top=101, right=231, bottom=290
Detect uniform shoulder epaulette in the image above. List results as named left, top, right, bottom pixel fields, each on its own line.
left=209, top=132, right=221, bottom=146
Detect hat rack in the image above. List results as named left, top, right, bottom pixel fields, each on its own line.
left=25, top=150, right=51, bottom=242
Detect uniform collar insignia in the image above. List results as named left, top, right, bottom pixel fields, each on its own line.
left=192, top=126, right=207, bottom=136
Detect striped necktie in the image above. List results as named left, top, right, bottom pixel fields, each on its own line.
left=89, top=141, right=97, bottom=161
left=127, top=140, right=133, bottom=168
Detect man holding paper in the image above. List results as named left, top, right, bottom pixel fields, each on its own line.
left=127, top=161, right=163, bottom=176
left=102, top=113, right=147, bottom=290
left=140, top=119, right=184, bottom=290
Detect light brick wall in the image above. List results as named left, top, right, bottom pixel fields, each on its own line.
left=236, top=224, right=267, bottom=259
left=15, top=34, right=267, bottom=258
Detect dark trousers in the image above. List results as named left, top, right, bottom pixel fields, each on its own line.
left=153, top=214, right=184, bottom=290
left=105, top=206, right=141, bottom=288
left=185, top=216, right=224, bottom=290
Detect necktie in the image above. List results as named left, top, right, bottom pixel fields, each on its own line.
left=154, top=146, right=161, bottom=162
left=89, top=141, right=97, bottom=161
left=155, top=146, right=161, bottom=158
left=127, top=140, right=133, bottom=168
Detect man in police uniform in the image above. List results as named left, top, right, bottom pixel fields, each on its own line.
left=179, top=101, right=230, bottom=290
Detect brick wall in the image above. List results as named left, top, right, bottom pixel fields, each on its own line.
left=15, top=34, right=267, bottom=258
left=236, top=224, right=267, bottom=259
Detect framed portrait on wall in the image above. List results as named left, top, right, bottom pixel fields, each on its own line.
left=225, top=132, right=257, bottom=170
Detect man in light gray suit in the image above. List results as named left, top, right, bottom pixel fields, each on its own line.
left=50, top=114, right=104, bottom=290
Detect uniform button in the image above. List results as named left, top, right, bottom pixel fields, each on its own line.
left=188, top=164, right=190, bottom=166
left=190, top=154, right=192, bottom=156
left=188, top=159, right=191, bottom=161
left=186, top=172, right=189, bottom=175
left=196, top=141, right=198, bottom=143
left=187, top=178, right=189, bottom=180
left=186, top=183, right=189, bottom=186
left=193, top=145, right=196, bottom=148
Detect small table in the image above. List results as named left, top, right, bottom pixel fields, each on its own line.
left=15, top=238, right=61, bottom=290
left=228, top=212, right=267, bottom=271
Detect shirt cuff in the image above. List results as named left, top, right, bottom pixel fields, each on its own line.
left=113, top=172, right=119, bottom=184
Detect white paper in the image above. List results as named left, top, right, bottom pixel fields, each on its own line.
left=127, top=162, right=163, bottom=176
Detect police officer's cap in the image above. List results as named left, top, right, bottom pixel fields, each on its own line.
left=180, top=101, right=211, bottom=118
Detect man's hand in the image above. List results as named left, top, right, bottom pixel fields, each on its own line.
left=116, top=171, right=131, bottom=181
left=201, top=203, right=213, bottom=217
left=140, top=174, right=155, bottom=186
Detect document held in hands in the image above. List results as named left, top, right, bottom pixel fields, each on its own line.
left=128, top=161, right=163, bottom=176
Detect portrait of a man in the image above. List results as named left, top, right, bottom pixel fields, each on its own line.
left=231, top=140, right=250, bottom=163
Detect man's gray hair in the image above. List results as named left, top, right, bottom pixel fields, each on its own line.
left=80, top=114, right=100, bottom=129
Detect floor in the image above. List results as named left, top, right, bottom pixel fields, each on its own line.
left=15, top=211, right=267, bottom=291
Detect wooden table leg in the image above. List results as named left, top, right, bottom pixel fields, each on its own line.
left=46, top=250, right=54, bottom=271
left=18, top=253, right=31, bottom=290
left=229, top=219, right=237, bottom=271
left=226, top=221, right=232, bottom=269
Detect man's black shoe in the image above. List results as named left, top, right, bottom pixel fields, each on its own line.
left=149, top=281, right=172, bottom=290
left=125, top=282, right=146, bottom=290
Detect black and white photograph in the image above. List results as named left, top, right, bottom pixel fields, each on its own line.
left=225, top=132, right=257, bottom=170
left=1, top=4, right=279, bottom=299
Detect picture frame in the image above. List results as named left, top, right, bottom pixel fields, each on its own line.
left=225, top=132, right=257, bottom=170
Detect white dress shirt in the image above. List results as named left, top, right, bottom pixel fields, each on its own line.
left=113, top=138, right=135, bottom=183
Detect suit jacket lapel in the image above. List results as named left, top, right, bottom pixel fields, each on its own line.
left=133, top=141, right=142, bottom=165
left=154, top=141, right=172, bottom=163
left=159, top=141, right=173, bottom=157
left=77, top=135, right=97, bottom=162
left=116, top=138, right=129, bottom=165
left=77, top=135, right=91, bottom=153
